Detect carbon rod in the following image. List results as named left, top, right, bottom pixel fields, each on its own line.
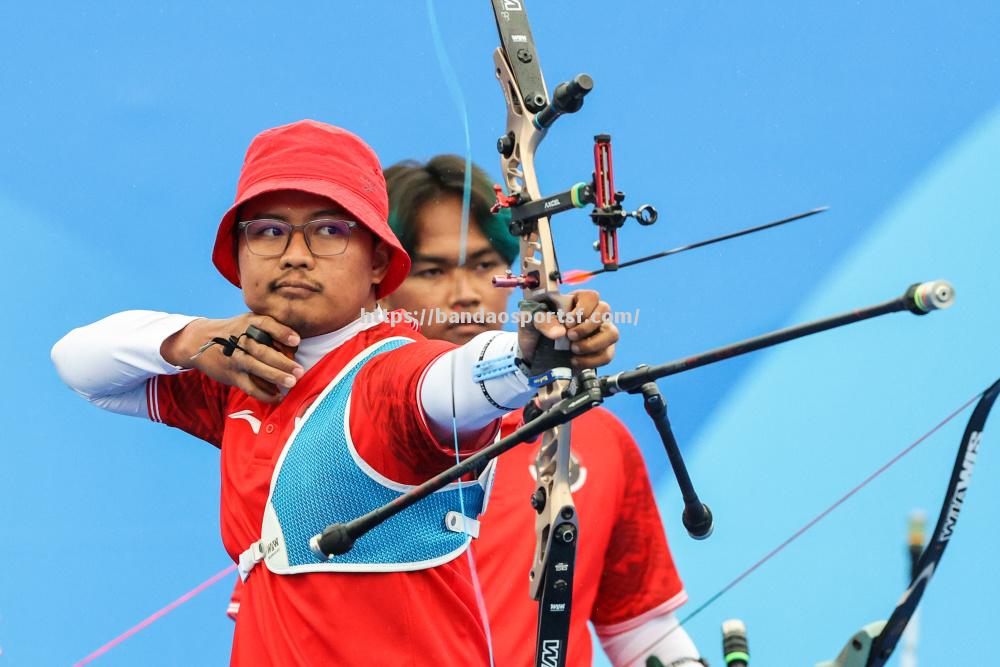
left=603, top=281, right=952, bottom=395
left=312, top=280, right=953, bottom=558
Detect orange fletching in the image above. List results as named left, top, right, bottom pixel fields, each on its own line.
left=561, top=269, right=595, bottom=285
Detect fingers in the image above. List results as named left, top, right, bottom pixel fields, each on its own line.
left=528, top=291, right=604, bottom=342
left=248, top=315, right=301, bottom=348
left=239, top=314, right=304, bottom=390
left=232, top=370, right=284, bottom=404
left=570, top=324, right=618, bottom=369
left=233, top=339, right=303, bottom=390
left=516, top=291, right=619, bottom=371
left=242, top=337, right=304, bottom=378
left=190, top=313, right=304, bottom=401
left=560, top=291, right=617, bottom=369
left=565, top=291, right=606, bottom=342
left=532, top=313, right=567, bottom=341
left=570, top=315, right=619, bottom=353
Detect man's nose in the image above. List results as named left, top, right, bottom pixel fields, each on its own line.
left=449, top=268, right=482, bottom=308
left=280, top=229, right=316, bottom=269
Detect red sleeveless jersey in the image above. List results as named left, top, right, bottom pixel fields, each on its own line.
left=472, top=408, right=686, bottom=666
left=151, top=321, right=497, bottom=666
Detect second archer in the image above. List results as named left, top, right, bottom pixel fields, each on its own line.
left=381, top=156, right=702, bottom=666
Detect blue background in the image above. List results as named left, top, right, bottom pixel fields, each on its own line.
left=1, top=1, right=998, bottom=664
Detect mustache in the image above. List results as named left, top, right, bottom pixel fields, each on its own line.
left=270, top=275, right=324, bottom=292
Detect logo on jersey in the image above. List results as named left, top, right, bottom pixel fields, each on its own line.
left=228, top=409, right=261, bottom=434
left=227, top=410, right=306, bottom=435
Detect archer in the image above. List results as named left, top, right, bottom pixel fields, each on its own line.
left=51, top=119, right=618, bottom=666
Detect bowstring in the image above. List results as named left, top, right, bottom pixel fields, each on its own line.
left=72, top=564, right=238, bottom=665
left=426, top=0, right=473, bottom=268
left=427, top=1, right=495, bottom=664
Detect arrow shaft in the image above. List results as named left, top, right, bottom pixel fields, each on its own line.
left=580, top=206, right=829, bottom=280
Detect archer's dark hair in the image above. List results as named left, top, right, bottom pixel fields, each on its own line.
left=384, top=155, right=518, bottom=265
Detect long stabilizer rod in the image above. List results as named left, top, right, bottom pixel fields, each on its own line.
left=601, top=281, right=953, bottom=395
left=310, top=280, right=954, bottom=559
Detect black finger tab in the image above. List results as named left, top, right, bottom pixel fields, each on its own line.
left=245, top=325, right=274, bottom=348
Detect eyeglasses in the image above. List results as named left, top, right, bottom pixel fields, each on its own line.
left=237, top=218, right=358, bottom=257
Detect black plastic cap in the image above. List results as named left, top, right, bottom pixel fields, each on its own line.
left=683, top=503, right=714, bottom=540
left=314, top=524, right=356, bottom=558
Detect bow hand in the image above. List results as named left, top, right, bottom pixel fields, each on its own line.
left=516, top=290, right=618, bottom=373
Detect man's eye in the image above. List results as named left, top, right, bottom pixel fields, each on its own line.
left=250, top=222, right=287, bottom=238
left=314, top=221, right=349, bottom=237
left=415, top=267, right=444, bottom=279
left=475, top=260, right=501, bottom=272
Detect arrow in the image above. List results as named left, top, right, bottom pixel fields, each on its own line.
left=562, top=206, right=829, bottom=285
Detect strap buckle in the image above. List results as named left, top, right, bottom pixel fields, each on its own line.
left=238, top=541, right=266, bottom=582
left=444, top=511, right=481, bottom=539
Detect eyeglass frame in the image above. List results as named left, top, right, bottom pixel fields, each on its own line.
left=236, top=218, right=359, bottom=257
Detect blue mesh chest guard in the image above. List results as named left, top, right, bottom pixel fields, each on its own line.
left=242, top=337, right=495, bottom=577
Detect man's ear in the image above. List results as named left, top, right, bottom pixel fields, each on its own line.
left=233, top=254, right=243, bottom=285
left=371, top=239, right=391, bottom=286
left=232, top=219, right=244, bottom=282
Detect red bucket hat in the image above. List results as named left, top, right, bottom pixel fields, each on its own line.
left=212, top=119, right=410, bottom=298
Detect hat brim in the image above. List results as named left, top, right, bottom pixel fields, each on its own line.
left=212, top=177, right=410, bottom=299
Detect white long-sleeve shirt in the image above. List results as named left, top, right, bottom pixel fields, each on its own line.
left=51, top=308, right=535, bottom=438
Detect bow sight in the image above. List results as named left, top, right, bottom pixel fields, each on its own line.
left=492, top=130, right=659, bottom=281
left=493, top=131, right=660, bottom=284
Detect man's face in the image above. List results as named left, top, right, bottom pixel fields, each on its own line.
left=383, top=196, right=513, bottom=344
left=237, top=189, right=389, bottom=338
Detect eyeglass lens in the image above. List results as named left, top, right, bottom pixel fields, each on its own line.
left=242, top=219, right=353, bottom=257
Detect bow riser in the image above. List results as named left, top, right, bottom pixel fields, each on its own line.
left=492, top=47, right=562, bottom=300
left=528, top=426, right=578, bottom=602
left=494, top=45, right=580, bottom=610
left=493, top=7, right=580, bottom=666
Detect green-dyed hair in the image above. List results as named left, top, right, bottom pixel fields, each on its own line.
left=384, top=155, right=519, bottom=265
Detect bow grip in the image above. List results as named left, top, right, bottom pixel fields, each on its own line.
left=528, top=334, right=573, bottom=380
left=519, top=299, right=573, bottom=380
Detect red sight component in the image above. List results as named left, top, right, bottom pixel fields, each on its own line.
left=593, top=134, right=615, bottom=208
left=490, top=184, right=520, bottom=214
left=593, top=134, right=620, bottom=269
